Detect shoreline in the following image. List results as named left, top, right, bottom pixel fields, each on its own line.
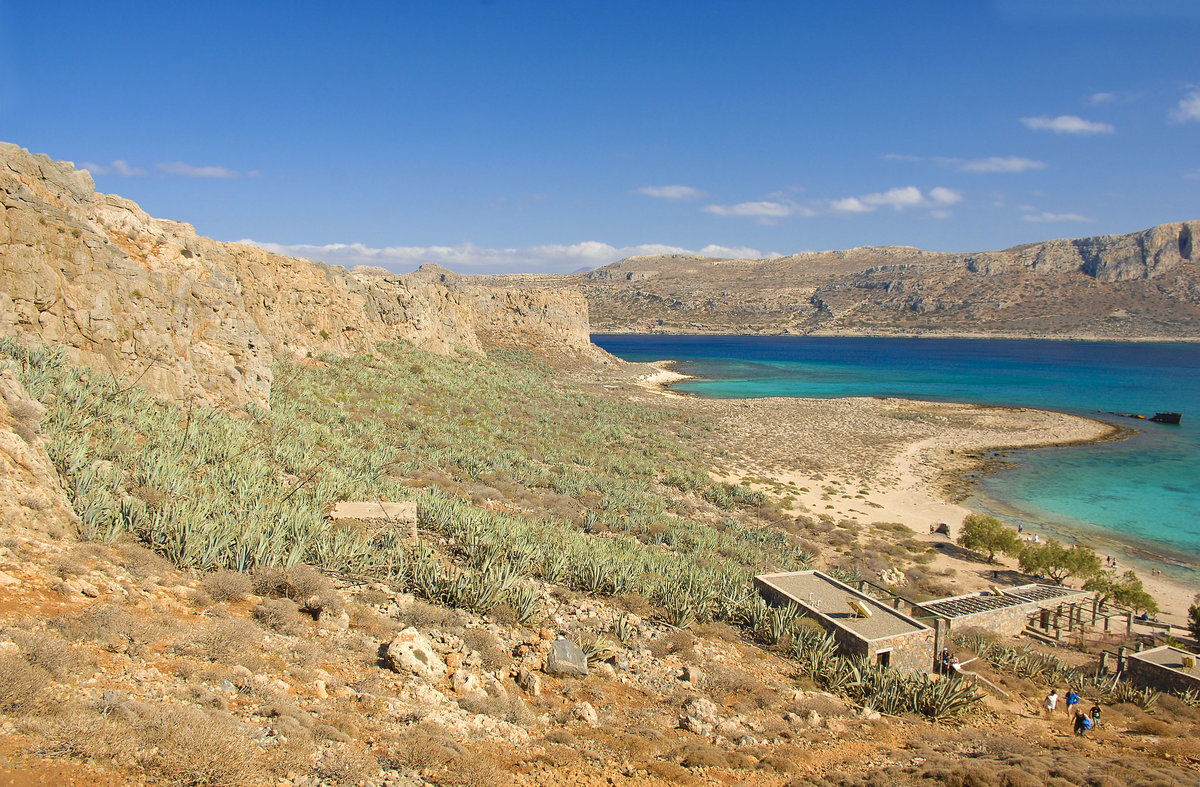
left=593, top=329, right=1200, bottom=343
left=628, top=359, right=1198, bottom=625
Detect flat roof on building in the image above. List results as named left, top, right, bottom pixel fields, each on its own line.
left=1131, top=645, right=1200, bottom=679
left=755, top=571, right=930, bottom=641
left=922, top=584, right=1087, bottom=619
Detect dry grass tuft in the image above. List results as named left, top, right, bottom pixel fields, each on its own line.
left=201, top=569, right=253, bottom=602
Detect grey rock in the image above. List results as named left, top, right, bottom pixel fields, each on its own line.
left=545, top=637, right=588, bottom=676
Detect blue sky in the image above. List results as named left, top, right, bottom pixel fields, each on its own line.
left=2, top=1, right=1198, bottom=273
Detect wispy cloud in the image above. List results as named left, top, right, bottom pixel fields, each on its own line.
left=829, top=186, right=959, bottom=214
left=929, top=187, right=963, bottom=205
left=951, top=156, right=1047, bottom=173
left=700, top=200, right=812, bottom=224
left=237, top=239, right=774, bottom=275
left=1021, top=211, right=1094, bottom=223
left=81, top=159, right=147, bottom=177
left=1089, top=92, right=1116, bottom=104
left=156, top=161, right=244, bottom=178
left=1020, top=115, right=1115, bottom=134
left=1169, top=90, right=1200, bottom=123
left=881, top=153, right=921, bottom=162
left=634, top=184, right=706, bottom=200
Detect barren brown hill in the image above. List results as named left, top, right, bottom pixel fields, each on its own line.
left=0, top=143, right=598, bottom=409
left=483, top=223, right=1200, bottom=338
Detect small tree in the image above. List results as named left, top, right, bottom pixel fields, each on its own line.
left=956, top=514, right=1023, bottom=563
left=1019, top=539, right=1102, bottom=585
left=1188, top=594, right=1200, bottom=644
left=1085, top=570, right=1159, bottom=615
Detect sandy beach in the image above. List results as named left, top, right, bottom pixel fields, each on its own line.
left=626, top=361, right=1198, bottom=629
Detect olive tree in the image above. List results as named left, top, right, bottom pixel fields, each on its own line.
left=956, top=514, right=1023, bottom=564
left=1018, top=539, right=1102, bottom=586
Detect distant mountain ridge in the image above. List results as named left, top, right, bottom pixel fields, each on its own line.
left=484, top=222, right=1200, bottom=339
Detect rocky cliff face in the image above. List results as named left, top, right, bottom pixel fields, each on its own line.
left=0, top=143, right=596, bottom=408
left=512, top=222, right=1200, bottom=338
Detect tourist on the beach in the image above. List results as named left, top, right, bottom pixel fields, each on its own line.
left=1065, top=689, right=1080, bottom=716
left=1090, top=703, right=1101, bottom=728
left=1045, top=689, right=1058, bottom=716
left=1073, top=709, right=1092, bottom=736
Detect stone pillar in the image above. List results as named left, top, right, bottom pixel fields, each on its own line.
left=1126, top=612, right=1133, bottom=635
left=1099, top=651, right=1110, bottom=674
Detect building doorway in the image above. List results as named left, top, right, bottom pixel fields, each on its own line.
left=876, top=649, right=892, bottom=668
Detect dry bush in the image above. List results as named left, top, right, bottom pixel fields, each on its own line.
left=253, top=564, right=336, bottom=610
left=252, top=598, right=304, bottom=635
left=382, top=726, right=462, bottom=771
left=49, top=604, right=141, bottom=651
left=456, top=692, right=535, bottom=727
left=6, top=628, right=91, bottom=681
left=355, top=587, right=391, bottom=607
left=189, top=617, right=263, bottom=666
left=462, top=627, right=511, bottom=672
left=675, top=742, right=730, bottom=769
left=202, top=569, right=253, bottom=602
left=1130, top=717, right=1175, bottom=736
left=398, top=599, right=469, bottom=633
left=144, top=705, right=269, bottom=786
left=114, top=542, right=175, bottom=579
left=705, top=664, right=763, bottom=698
left=314, top=743, right=376, bottom=785
left=348, top=603, right=402, bottom=639
left=693, top=621, right=739, bottom=642
left=0, top=655, right=51, bottom=714
left=436, top=752, right=506, bottom=787
left=649, top=630, right=696, bottom=660
left=644, top=761, right=700, bottom=785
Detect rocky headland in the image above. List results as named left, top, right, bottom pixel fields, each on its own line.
left=483, top=222, right=1200, bottom=338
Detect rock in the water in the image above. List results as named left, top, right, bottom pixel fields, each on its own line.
left=384, top=627, right=448, bottom=683
left=545, top=636, right=588, bottom=676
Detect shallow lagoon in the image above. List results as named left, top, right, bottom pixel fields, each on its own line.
left=593, top=334, right=1200, bottom=563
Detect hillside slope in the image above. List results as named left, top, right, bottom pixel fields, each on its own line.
left=0, top=143, right=598, bottom=408
left=486, top=223, right=1200, bottom=338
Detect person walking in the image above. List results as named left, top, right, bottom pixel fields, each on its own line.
left=1074, top=709, right=1092, bottom=736
left=1090, top=702, right=1102, bottom=728
left=1065, top=689, right=1080, bottom=717
left=1045, top=689, right=1058, bottom=717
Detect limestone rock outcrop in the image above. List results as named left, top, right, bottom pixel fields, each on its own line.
left=489, top=222, right=1200, bottom=338
left=0, top=142, right=598, bottom=409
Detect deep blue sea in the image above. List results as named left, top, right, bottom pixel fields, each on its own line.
left=593, top=334, right=1200, bottom=568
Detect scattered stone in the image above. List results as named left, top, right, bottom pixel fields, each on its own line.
left=313, top=679, right=328, bottom=699
left=516, top=667, right=542, bottom=696
left=545, top=636, right=588, bottom=676
left=385, top=628, right=449, bottom=683
left=0, top=571, right=18, bottom=587
left=682, top=695, right=719, bottom=725
left=569, top=701, right=599, bottom=727
left=680, top=665, right=703, bottom=685
left=452, top=670, right=483, bottom=697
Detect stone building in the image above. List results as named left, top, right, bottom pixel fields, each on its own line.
left=919, top=584, right=1090, bottom=637
left=1126, top=645, right=1200, bottom=694
left=754, top=571, right=935, bottom=673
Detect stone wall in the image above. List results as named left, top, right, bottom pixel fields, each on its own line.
left=1126, top=649, right=1200, bottom=694
left=868, top=629, right=935, bottom=673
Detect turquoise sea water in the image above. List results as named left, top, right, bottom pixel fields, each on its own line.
left=592, top=334, right=1200, bottom=567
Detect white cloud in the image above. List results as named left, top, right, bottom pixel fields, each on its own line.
left=954, top=156, right=1047, bottom=173
left=862, top=186, right=925, bottom=209
left=830, top=186, right=962, bottom=216
left=82, top=159, right=147, bottom=176
left=702, top=200, right=795, bottom=218
left=1021, top=211, right=1094, bottom=223
left=1089, top=92, right=1116, bottom=104
left=1020, top=115, right=1115, bottom=134
left=634, top=184, right=706, bottom=200
left=1169, top=90, right=1200, bottom=123
left=237, top=238, right=770, bottom=275
left=156, top=161, right=242, bottom=178
left=929, top=187, right=963, bottom=205
left=830, top=196, right=873, bottom=213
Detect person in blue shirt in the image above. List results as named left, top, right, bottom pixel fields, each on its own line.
left=1064, top=689, right=1080, bottom=717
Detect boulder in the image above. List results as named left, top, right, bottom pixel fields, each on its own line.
left=384, top=627, right=448, bottom=683
left=515, top=667, right=542, bottom=696
left=545, top=636, right=588, bottom=676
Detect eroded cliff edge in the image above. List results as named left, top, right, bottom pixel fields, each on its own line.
left=0, top=143, right=598, bottom=408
